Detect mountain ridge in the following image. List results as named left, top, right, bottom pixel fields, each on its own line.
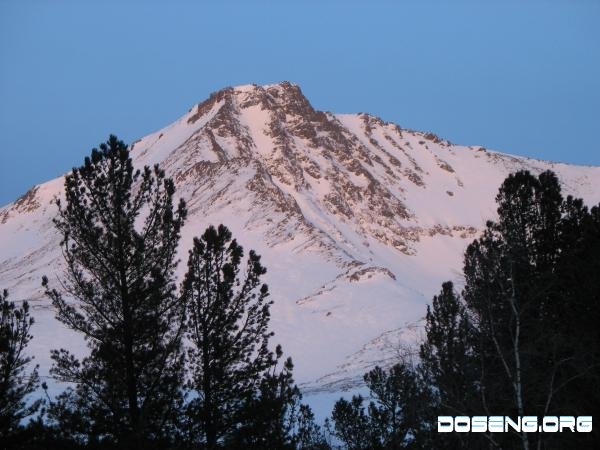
left=1, top=81, right=600, bottom=395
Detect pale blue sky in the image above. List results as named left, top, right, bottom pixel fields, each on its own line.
left=1, top=0, right=599, bottom=206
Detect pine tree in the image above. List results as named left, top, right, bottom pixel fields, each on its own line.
left=293, top=404, right=330, bottom=450
left=329, top=363, right=422, bottom=450
left=0, top=289, right=41, bottom=444
left=549, top=195, right=600, bottom=449
left=227, top=349, right=328, bottom=449
left=418, top=282, right=486, bottom=449
left=181, top=224, right=319, bottom=449
left=181, top=224, right=273, bottom=447
left=329, top=395, right=372, bottom=450
left=332, top=170, right=599, bottom=449
left=460, top=171, right=559, bottom=449
left=461, top=170, right=599, bottom=449
left=42, top=135, right=187, bottom=447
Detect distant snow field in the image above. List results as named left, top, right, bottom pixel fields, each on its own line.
left=2, top=82, right=599, bottom=418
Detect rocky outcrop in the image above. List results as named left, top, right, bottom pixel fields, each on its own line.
left=2, top=82, right=599, bottom=393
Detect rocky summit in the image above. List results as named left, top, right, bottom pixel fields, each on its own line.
left=2, top=81, right=600, bottom=395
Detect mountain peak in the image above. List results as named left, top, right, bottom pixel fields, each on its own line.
left=2, top=84, right=600, bottom=393
left=187, top=81, right=311, bottom=124
left=232, top=80, right=300, bottom=93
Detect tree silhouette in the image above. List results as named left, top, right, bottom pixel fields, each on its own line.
left=0, top=289, right=41, bottom=444
left=43, top=135, right=187, bottom=447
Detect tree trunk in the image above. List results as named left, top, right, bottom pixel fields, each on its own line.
left=509, top=268, right=528, bottom=450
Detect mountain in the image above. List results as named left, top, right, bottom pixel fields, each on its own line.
left=1, top=81, right=600, bottom=399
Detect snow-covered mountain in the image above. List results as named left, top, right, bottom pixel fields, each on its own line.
left=2, top=81, right=600, bottom=396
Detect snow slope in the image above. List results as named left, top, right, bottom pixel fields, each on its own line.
left=1, top=82, right=599, bottom=401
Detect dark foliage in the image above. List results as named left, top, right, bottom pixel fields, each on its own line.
left=329, top=363, right=423, bottom=450
left=226, top=349, right=328, bottom=449
left=418, top=282, right=487, bottom=449
left=0, top=289, right=41, bottom=446
left=8, top=143, right=595, bottom=450
left=461, top=170, right=599, bottom=449
left=42, top=135, right=188, bottom=448
left=330, top=170, right=599, bottom=450
left=181, top=224, right=274, bottom=447
left=181, top=224, right=326, bottom=449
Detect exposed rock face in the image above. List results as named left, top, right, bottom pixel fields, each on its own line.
left=1, top=82, right=600, bottom=393
left=1, top=186, right=41, bottom=223
left=153, top=83, right=485, bottom=257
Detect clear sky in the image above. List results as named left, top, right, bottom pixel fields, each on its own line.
left=1, top=0, right=599, bottom=206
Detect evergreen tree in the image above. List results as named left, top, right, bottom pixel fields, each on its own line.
left=549, top=195, right=600, bottom=449
left=329, top=395, right=372, bottom=450
left=420, top=282, right=478, bottom=415
left=330, top=170, right=599, bottom=449
left=227, top=348, right=328, bottom=449
left=181, top=224, right=322, bottom=449
left=293, top=404, right=330, bottom=450
left=460, top=171, right=560, bottom=449
left=418, top=282, right=486, bottom=449
left=42, top=135, right=187, bottom=448
left=461, top=170, right=599, bottom=449
left=329, top=363, right=422, bottom=450
left=0, top=289, right=41, bottom=444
